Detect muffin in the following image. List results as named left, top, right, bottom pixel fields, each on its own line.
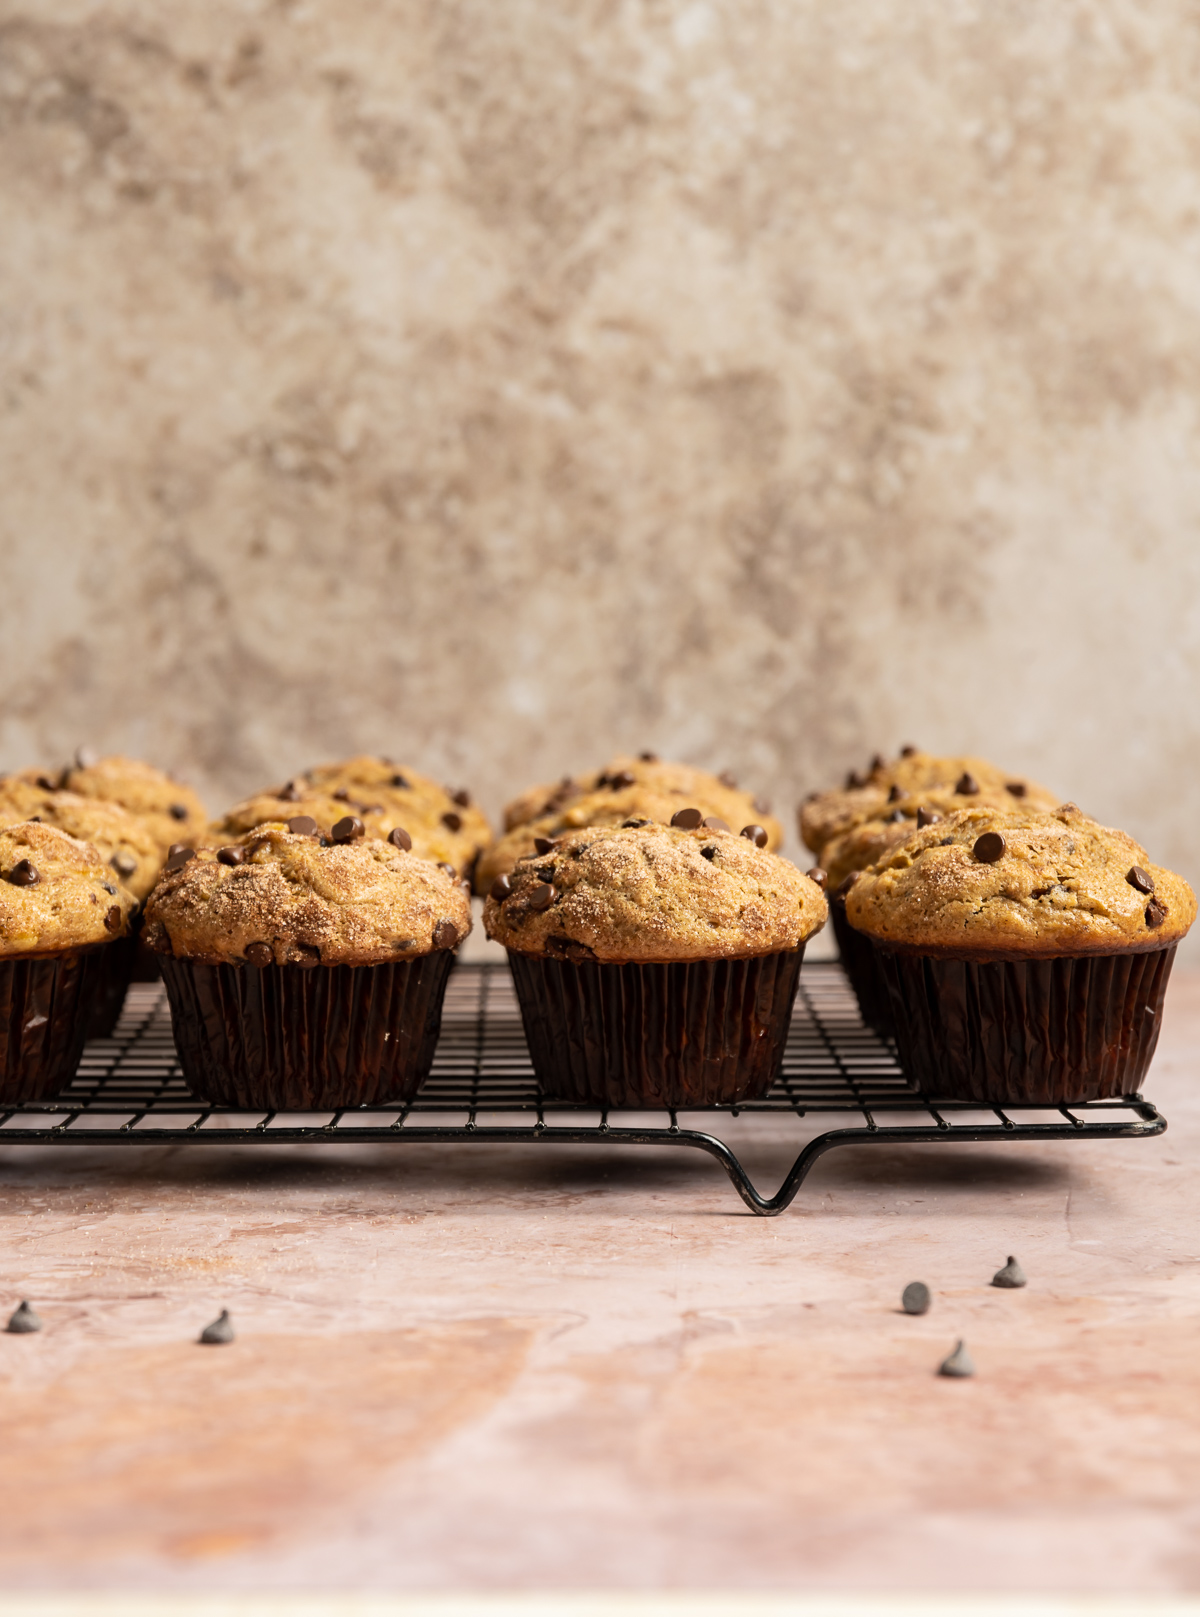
left=59, top=753, right=208, bottom=857
left=213, top=755, right=491, bottom=879
left=0, top=822, right=136, bottom=1102
left=484, top=818, right=827, bottom=1107
left=144, top=823, right=472, bottom=1110
left=844, top=803, right=1195, bottom=1104
left=503, top=753, right=782, bottom=844
left=799, top=749, right=1058, bottom=860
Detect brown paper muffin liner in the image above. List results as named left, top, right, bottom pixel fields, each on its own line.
left=830, top=902, right=895, bottom=1038
left=158, top=951, right=455, bottom=1110
left=875, top=945, right=1177, bottom=1105
left=87, top=929, right=140, bottom=1039
left=506, top=948, right=806, bottom=1108
left=0, top=945, right=107, bottom=1106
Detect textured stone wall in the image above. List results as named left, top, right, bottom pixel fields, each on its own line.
left=2, top=1, right=1199, bottom=932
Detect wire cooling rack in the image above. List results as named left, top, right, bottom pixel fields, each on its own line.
left=0, top=962, right=1165, bottom=1215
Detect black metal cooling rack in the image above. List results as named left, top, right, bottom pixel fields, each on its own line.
left=0, top=962, right=1166, bottom=1215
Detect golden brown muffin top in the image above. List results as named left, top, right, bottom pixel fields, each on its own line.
left=0, top=778, right=163, bottom=901
left=844, top=804, right=1196, bottom=958
left=59, top=754, right=208, bottom=854
left=799, top=749, right=1058, bottom=856
left=484, top=821, right=826, bottom=964
left=143, top=824, right=472, bottom=967
left=0, top=822, right=136, bottom=957
left=503, top=753, right=782, bottom=842
left=819, top=784, right=1046, bottom=890
left=213, top=755, right=491, bottom=876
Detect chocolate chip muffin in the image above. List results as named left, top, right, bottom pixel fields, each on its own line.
left=485, top=819, right=826, bottom=1107
left=0, top=822, right=136, bottom=1102
left=843, top=804, right=1195, bottom=1104
left=799, top=749, right=1057, bottom=860
left=0, top=778, right=161, bottom=902
left=59, top=752, right=208, bottom=857
left=503, top=753, right=782, bottom=845
left=145, top=824, right=471, bottom=1110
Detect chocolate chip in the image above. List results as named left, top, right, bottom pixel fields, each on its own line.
left=1006, top=782, right=1027, bottom=798
left=901, top=1282, right=931, bottom=1316
left=834, top=871, right=859, bottom=901
left=295, top=946, right=320, bottom=967
left=545, top=934, right=597, bottom=963
left=844, top=771, right=863, bottom=789
left=887, top=808, right=907, bottom=822
left=277, top=780, right=302, bottom=803
left=955, top=772, right=980, bottom=795
left=899, top=744, right=917, bottom=757
left=111, top=851, right=138, bottom=876
left=639, top=751, right=659, bottom=762
left=433, top=919, right=459, bottom=950
left=806, top=866, right=827, bottom=888
left=753, top=796, right=771, bottom=815
left=245, top=942, right=273, bottom=967
left=331, top=815, right=365, bottom=844
left=938, top=1340, right=975, bottom=1379
left=621, top=818, right=652, bottom=829
left=534, top=836, right=557, bottom=856
left=700, top=845, right=718, bottom=861
left=390, top=773, right=410, bottom=789
left=388, top=826, right=412, bottom=851
left=1127, top=865, right=1155, bottom=894
left=199, top=1309, right=235, bottom=1345
left=36, top=775, right=58, bottom=792
left=217, top=845, right=245, bottom=866
left=286, top=816, right=320, bottom=836
left=450, top=788, right=471, bottom=807
left=528, top=882, right=556, bottom=910
left=718, top=770, right=738, bottom=788
left=490, top=873, right=513, bottom=901
left=102, top=883, right=117, bottom=896
left=870, top=754, right=885, bottom=774
left=437, top=862, right=457, bottom=878
left=938, top=836, right=954, bottom=846
left=916, top=807, right=942, bottom=830
left=332, top=787, right=350, bottom=801
left=701, top=816, right=730, bottom=832
left=104, top=905, right=123, bottom=933
left=671, top=808, right=704, bottom=830
left=973, top=832, right=1006, bottom=864
left=164, top=846, right=194, bottom=872
left=887, top=784, right=904, bottom=803
left=740, top=824, right=768, bottom=848
left=1145, top=897, right=1168, bottom=929
left=992, top=1255, right=1027, bottom=1289
left=8, top=859, right=39, bottom=886
left=610, top=770, right=636, bottom=790
left=6, top=1300, right=42, bottom=1334
left=168, top=803, right=189, bottom=821
left=442, top=811, right=463, bottom=833
left=74, top=746, right=97, bottom=770
left=1057, top=802, right=1080, bottom=815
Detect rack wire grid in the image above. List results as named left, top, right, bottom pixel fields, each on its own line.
left=0, top=961, right=1166, bottom=1215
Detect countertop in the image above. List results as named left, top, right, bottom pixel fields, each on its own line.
left=1, top=968, right=1199, bottom=1596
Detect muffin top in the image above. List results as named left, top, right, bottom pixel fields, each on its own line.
left=0, top=822, right=137, bottom=957
left=819, top=784, right=1044, bottom=890
left=0, top=778, right=162, bottom=901
left=484, top=821, right=827, bottom=963
left=59, top=754, right=208, bottom=854
left=213, top=755, right=490, bottom=876
left=143, top=824, right=472, bottom=967
left=503, top=753, right=782, bottom=846
left=799, top=750, right=1058, bottom=856
left=845, top=804, right=1196, bottom=958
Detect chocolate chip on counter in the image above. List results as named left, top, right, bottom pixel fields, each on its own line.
left=901, top=1281, right=931, bottom=1316
left=701, top=816, right=731, bottom=832
left=916, top=807, right=942, bottom=830
left=217, top=845, right=245, bottom=866
left=388, top=826, right=412, bottom=851
left=1145, top=897, right=1168, bottom=929
left=753, top=796, right=771, bottom=815
left=887, top=784, right=905, bottom=803
left=534, top=837, right=557, bottom=856
left=390, top=773, right=410, bottom=789
left=6, top=1300, right=42, bottom=1335
left=244, top=942, right=273, bottom=967
left=164, top=846, right=194, bottom=872
left=938, top=1340, right=975, bottom=1378
left=490, top=873, right=513, bottom=901
left=740, top=824, right=769, bottom=848
left=332, top=787, right=351, bottom=802
left=331, top=815, right=365, bottom=844
left=671, top=808, right=704, bottom=830
left=610, top=770, right=636, bottom=790
left=834, top=871, right=860, bottom=902
left=1006, top=782, right=1027, bottom=798
left=199, top=1309, right=235, bottom=1345
left=437, top=862, right=458, bottom=878
left=450, top=788, right=471, bottom=807
left=899, top=744, right=917, bottom=757
left=1127, top=865, right=1155, bottom=894
left=442, top=811, right=463, bottom=833
left=286, top=816, right=320, bottom=836
left=528, top=882, right=556, bottom=911
left=74, top=746, right=97, bottom=770
left=639, top=751, right=659, bottom=762
left=805, top=866, right=827, bottom=889
left=973, top=832, right=1006, bottom=864
left=955, top=772, right=980, bottom=795
left=103, top=906, right=123, bottom=934
left=718, top=770, right=738, bottom=788
left=700, top=845, right=718, bottom=861
left=8, top=859, right=39, bottom=887
left=433, top=919, right=459, bottom=950
left=992, top=1255, right=1027, bottom=1289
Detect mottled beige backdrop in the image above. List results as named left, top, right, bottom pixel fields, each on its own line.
left=2, top=1, right=1199, bottom=910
